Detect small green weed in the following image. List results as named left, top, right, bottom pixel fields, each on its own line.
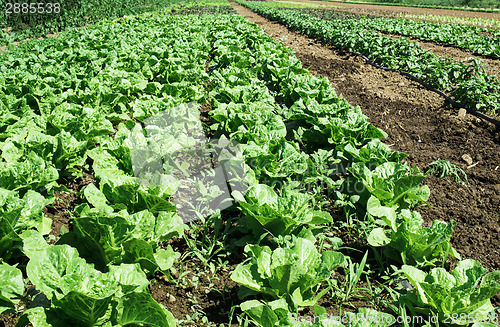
left=427, top=159, right=468, bottom=184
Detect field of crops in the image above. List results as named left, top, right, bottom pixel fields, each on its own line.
left=1, top=0, right=499, bottom=326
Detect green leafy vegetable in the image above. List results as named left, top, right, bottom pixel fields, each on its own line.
left=402, top=259, right=500, bottom=325
left=368, top=210, right=459, bottom=266
left=0, top=262, right=24, bottom=314
left=21, top=237, right=175, bottom=326
left=231, top=235, right=345, bottom=307
left=234, top=184, right=332, bottom=237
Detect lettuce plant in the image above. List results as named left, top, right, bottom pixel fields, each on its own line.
left=233, top=184, right=333, bottom=237
left=18, top=233, right=176, bottom=327
left=0, top=262, right=24, bottom=315
left=350, top=162, right=430, bottom=231
left=57, top=203, right=184, bottom=275
left=231, top=235, right=345, bottom=308
left=343, top=140, right=407, bottom=166
left=368, top=210, right=459, bottom=267
left=402, top=259, right=500, bottom=325
left=0, top=188, right=53, bottom=260
left=241, top=299, right=395, bottom=327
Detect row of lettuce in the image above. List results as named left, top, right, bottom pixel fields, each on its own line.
left=237, top=0, right=500, bottom=114
left=0, top=2, right=499, bottom=327
left=0, top=7, right=218, bottom=325
left=364, top=0, right=500, bottom=10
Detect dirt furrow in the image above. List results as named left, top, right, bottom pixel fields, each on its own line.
left=276, top=0, right=500, bottom=20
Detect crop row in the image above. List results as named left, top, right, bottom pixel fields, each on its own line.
left=280, top=7, right=500, bottom=57
left=237, top=0, right=500, bottom=114
left=399, top=13, right=500, bottom=29
left=322, top=0, right=500, bottom=11
left=0, top=7, right=217, bottom=325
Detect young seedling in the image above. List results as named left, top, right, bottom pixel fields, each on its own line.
left=330, top=251, right=369, bottom=312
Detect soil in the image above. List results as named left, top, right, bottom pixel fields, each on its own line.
left=275, top=0, right=500, bottom=20
left=42, top=172, right=95, bottom=242
left=229, top=0, right=500, bottom=309
left=0, top=314, right=18, bottom=327
left=150, top=257, right=241, bottom=326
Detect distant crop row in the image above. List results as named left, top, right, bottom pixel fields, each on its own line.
left=324, top=0, right=500, bottom=11
left=284, top=7, right=500, bottom=57
left=399, top=13, right=500, bottom=29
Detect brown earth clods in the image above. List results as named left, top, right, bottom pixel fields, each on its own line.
left=230, top=0, right=500, bottom=306
left=150, top=259, right=241, bottom=326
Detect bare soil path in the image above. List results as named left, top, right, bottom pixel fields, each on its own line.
left=277, top=0, right=500, bottom=20
left=230, top=1, right=500, bottom=304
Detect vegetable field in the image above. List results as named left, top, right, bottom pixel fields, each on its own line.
left=1, top=0, right=499, bottom=326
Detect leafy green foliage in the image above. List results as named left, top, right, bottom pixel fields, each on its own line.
left=169, top=5, right=236, bottom=15
left=0, top=188, right=52, bottom=260
left=20, top=235, right=175, bottom=326
left=0, top=10, right=221, bottom=323
left=2, top=0, right=185, bottom=42
left=368, top=210, right=459, bottom=266
left=344, top=140, right=408, bottom=165
left=58, top=205, right=184, bottom=274
left=294, top=8, right=500, bottom=58
left=402, top=260, right=500, bottom=325
left=234, top=184, right=332, bottom=237
left=239, top=299, right=335, bottom=326
left=427, top=159, right=468, bottom=183
left=374, top=0, right=500, bottom=10
left=231, top=234, right=345, bottom=308
left=240, top=299, right=396, bottom=326
left=350, top=162, right=430, bottom=229
left=0, top=262, right=24, bottom=314
left=2, top=1, right=496, bottom=325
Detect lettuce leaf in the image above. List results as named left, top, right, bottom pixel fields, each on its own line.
left=20, top=238, right=175, bottom=326
left=236, top=184, right=332, bottom=237
left=402, top=260, right=500, bottom=325
left=0, top=262, right=24, bottom=314
left=231, top=236, right=344, bottom=307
